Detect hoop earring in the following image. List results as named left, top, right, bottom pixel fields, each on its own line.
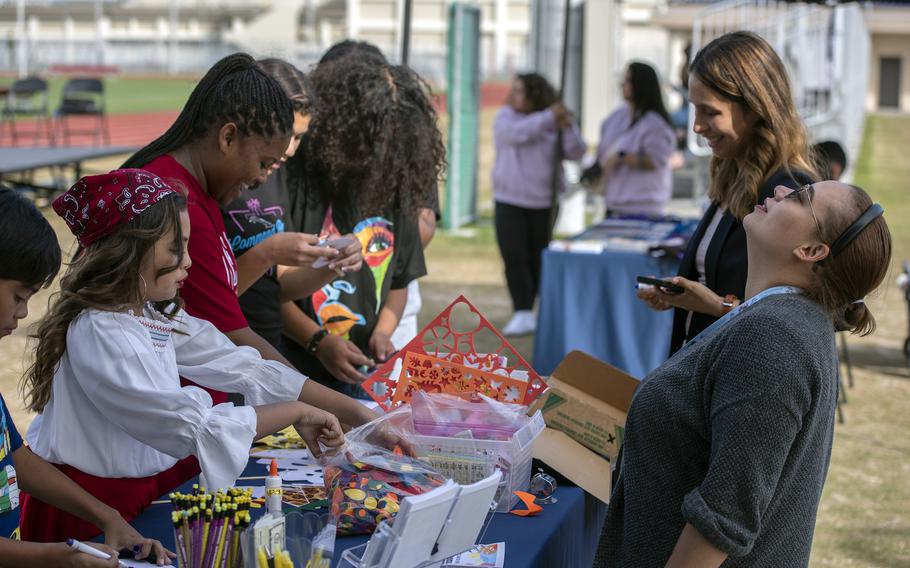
left=139, top=274, right=148, bottom=302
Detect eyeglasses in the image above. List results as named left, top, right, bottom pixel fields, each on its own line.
left=784, top=183, right=824, bottom=241
left=784, top=184, right=886, bottom=261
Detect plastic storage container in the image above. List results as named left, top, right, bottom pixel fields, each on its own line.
left=411, top=410, right=545, bottom=512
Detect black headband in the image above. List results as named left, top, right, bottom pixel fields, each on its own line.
left=829, top=203, right=884, bottom=259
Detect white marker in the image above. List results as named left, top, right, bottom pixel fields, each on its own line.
left=66, top=538, right=125, bottom=566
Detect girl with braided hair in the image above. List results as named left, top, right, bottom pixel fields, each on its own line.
left=221, top=58, right=364, bottom=356
left=123, top=54, right=378, bottom=432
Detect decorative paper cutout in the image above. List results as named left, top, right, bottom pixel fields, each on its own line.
left=509, top=491, right=543, bottom=517
left=362, top=296, right=548, bottom=411
left=391, top=353, right=529, bottom=406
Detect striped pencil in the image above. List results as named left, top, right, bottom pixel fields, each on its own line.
left=172, top=512, right=187, bottom=568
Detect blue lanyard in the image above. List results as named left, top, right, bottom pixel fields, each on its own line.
left=675, top=285, right=803, bottom=357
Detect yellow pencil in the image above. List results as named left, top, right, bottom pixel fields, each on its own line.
left=257, top=546, right=269, bottom=568
left=201, top=508, right=211, bottom=564
left=234, top=509, right=243, bottom=567
left=213, top=510, right=229, bottom=568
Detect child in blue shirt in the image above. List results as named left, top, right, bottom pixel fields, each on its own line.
left=0, top=187, right=173, bottom=566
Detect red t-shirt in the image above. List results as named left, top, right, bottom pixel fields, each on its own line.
left=143, top=155, right=247, bottom=333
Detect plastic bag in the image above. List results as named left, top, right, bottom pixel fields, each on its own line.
left=411, top=391, right=530, bottom=441
left=321, top=407, right=447, bottom=536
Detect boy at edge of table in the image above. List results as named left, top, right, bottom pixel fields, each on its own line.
left=0, top=187, right=174, bottom=567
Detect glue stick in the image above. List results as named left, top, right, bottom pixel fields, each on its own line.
left=265, top=459, right=282, bottom=517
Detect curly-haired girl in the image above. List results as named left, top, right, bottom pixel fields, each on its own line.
left=282, top=55, right=446, bottom=398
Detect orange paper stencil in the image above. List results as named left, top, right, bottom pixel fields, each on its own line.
left=362, top=296, right=548, bottom=411
left=391, top=353, right=530, bottom=406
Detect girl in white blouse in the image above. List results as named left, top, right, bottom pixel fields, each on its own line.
left=18, top=169, right=345, bottom=542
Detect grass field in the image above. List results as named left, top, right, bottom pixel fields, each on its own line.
left=0, top=74, right=906, bottom=564
left=802, top=114, right=910, bottom=567
left=0, top=76, right=196, bottom=114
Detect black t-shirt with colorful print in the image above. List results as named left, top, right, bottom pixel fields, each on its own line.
left=284, top=167, right=427, bottom=392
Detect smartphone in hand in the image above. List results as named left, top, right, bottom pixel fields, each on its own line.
left=313, top=236, right=358, bottom=269
left=636, top=275, right=685, bottom=295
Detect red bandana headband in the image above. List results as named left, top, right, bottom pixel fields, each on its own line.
left=53, top=169, right=177, bottom=248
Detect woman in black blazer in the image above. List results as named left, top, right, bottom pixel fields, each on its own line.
left=638, top=32, right=818, bottom=354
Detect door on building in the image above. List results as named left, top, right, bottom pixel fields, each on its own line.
left=879, top=57, right=901, bottom=109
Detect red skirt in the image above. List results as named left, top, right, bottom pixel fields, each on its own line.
left=19, top=456, right=200, bottom=542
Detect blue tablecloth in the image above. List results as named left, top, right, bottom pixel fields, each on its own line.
left=533, top=247, right=677, bottom=378
left=128, top=458, right=607, bottom=567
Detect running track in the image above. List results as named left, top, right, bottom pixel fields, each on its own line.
left=0, top=83, right=510, bottom=149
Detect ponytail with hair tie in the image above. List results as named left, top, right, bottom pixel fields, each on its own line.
left=837, top=300, right=870, bottom=334
left=806, top=184, right=890, bottom=338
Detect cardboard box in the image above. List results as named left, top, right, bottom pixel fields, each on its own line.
left=531, top=350, right=640, bottom=504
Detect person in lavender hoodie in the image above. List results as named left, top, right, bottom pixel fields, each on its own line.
left=583, top=62, right=675, bottom=217
left=492, top=73, right=587, bottom=337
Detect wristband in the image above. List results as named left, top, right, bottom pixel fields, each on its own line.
left=720, top=294, right=740, bottom=315
left=306, top=329, right=329, bottom=354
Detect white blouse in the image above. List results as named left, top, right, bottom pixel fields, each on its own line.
left=26, top=305, right=306, bottom=491
left=685, top=207, right=726, bottom=338
left=695, top=207, right=726, bottom=286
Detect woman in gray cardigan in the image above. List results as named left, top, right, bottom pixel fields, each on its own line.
left=596, top=181, right=891, bottom=567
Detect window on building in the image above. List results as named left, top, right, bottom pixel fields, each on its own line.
left=879, top=56, right=901, bottom=110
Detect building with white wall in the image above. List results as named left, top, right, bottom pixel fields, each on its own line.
left=652, top=0, right=910, bottom=114
left=864, top=2, right=910, bottom=112
left=311, top=0, right=533, bottom=79
left=0, top=0, right=269, bottom=74
left=3, top=0, right=909, bottom=118
left=0, top=0, right=532, bottom=82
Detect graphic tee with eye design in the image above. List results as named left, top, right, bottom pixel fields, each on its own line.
left=309, top=205, right=404, bottom=341
left=282, top=155, right=427, bottom=390
left=284, top=173, right=426, bottom=389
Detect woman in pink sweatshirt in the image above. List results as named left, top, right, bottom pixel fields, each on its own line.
left=492, top=73, right=587, bottom=337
